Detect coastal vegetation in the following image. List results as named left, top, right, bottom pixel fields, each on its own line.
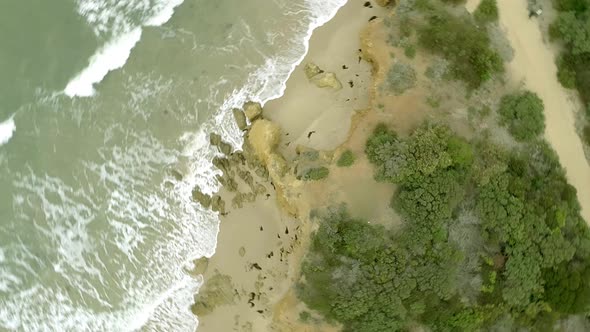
left=497, top=90, right=545, bottom=141
left=417, top=3, right=503, bottom=88
left=298, top=122, right=590, bottom=331
left=337, top=150, right=355, bottom=167
left=301, top=167, right=330, bottom=181
left=549, top=0, right=590, bottom=144
left=473, top=0, right=499, bottom=24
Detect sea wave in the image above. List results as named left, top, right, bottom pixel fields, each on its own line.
left=0, top=115, right=15, bottom=146
left=65, top=0, right=185, bottom=97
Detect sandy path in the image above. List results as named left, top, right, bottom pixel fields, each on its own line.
left=496, top=0, right=590, bottom=224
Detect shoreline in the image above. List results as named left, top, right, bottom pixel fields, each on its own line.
left=192, top=1, right=386, bottom=331
left=192, top=0, right=590, bottom=331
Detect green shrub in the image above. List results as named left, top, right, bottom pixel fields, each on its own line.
left=404, top=44, right=417, bottom=59
left=299, top=311, right=312, bottom=323
left=337, top=150, right=355, bottom=167
left=474, top=0, right=499, bottom=24
left=557, top=56, right=577, bottom=88
left=550, top=2, right=590, bottom=107
left=498, top=91, right=545, bottom=141
left=387, top=62, right=417, bottom=94
left=418, top=8, right=503, bottom=88
left=302, top=167, right=329, bottom=181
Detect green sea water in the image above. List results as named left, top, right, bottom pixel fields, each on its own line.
left=0, top=0, right=346, bottom=330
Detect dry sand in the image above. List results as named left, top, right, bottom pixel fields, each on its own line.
left=495, top=0, right=590, bottom=224
left=264, top=1, right=385, bottom=159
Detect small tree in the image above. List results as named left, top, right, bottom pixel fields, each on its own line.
left=498, top=91, right=545, bottom=141
left=474, top=0, right=499, bottom=24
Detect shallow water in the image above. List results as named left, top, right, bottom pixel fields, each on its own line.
left=0, top=0, right=345, bottom=330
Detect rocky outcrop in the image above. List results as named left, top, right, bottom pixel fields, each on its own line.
left=304, top=63, right=323, bottom=79
left=210, top=194, right=226, bottom=214
left=191, top=272, right=236, bottom=316
left=248, top=120, right=282, bottom=163
left=374, top=0, right=391, bottom=6
left=232, top=108, right=247, bottom=130
left=304, top=62, right=342, bottom=90
left=209, top=133, right=233, bottom=156
left=310, top=72, right=343, bottom=90
left=192, top=188, right=212, bottom=208
left=243, top=101, right=263, bottom=121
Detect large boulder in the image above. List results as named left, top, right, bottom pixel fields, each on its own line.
left=310, top=72, right=342, bottom=90
left=192, top=188, right=212, bottom=208
left=232, top=108, right=247, bottom=130
left=247, top=119, right=281, bottom=164
left=243, top=101, right=263, bottom=121
left=211, top=195, right=226, bottom=214
left=191, top=272, right=236, bottom=316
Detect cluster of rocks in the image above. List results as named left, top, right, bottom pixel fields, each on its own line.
left=192, top=102, right=272, bottom=213
left=304, top=62, right=343, bottom=90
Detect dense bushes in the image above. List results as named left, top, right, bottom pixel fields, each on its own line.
left=473, top=0, right=499, bottom=24
left=418, top=6, right=503, bottom=87
left=498, top=90, right=545, bottom=141
left=550, top=0, right=590, bottom=143
left=298, top=122, right=590, bottom=331
left=386, top=62, right=417, bottom=95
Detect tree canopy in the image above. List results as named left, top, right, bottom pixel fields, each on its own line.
left=297, top=122, right=590, bottom=331
left=498, top=90, right=545, bottom=141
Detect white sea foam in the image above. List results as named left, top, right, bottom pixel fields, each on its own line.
left=66, top=0, right=185, bottom=97
left=0, top=115, right=15, bottom=146
left=65, top=28, right=142, bottom=97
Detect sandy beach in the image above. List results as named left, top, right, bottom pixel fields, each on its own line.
left=193, top=1, right=388, bottom=331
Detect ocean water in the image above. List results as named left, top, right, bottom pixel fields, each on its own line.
left=0, top=0, right=346, bottom=331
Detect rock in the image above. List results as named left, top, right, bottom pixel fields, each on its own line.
left=216, top=174, right=238, bottom=192
left=267, top=154, right=288, bottom=178
left=237, top=169, right=254, bottom=185
left=169, top=168, right=183, bottom=181
left=218, top=141, right=233, bottom=156
left=211, top=195, right=226, bottom=214
left=232, top=108, right=247, bottom=130
left=310, top=72, right=342, bottom=90
left=239, top=247, right=246, bottom=257
left=304, top=62, right=323, bottom=79
left=191, top=272, right=236, bottom=316
left=209, top=133, right=222, bottom=146
left=210, top=133, right=233, bottom=155
left=232, top=193, right=244, bottom=209
left=243, top=101, right=263, bottom=121
left=374, top=0, right=390, bottom=6
left=248, top=120, right=282, bottom=164
left=192, top=188, right=211, bottom=208
left=193, top=257, right=209, bottom=275
left=212, top=156, right=230, bottom=174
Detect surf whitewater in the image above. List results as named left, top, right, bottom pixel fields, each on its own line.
left=0, top=0, right=346, bottom=330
